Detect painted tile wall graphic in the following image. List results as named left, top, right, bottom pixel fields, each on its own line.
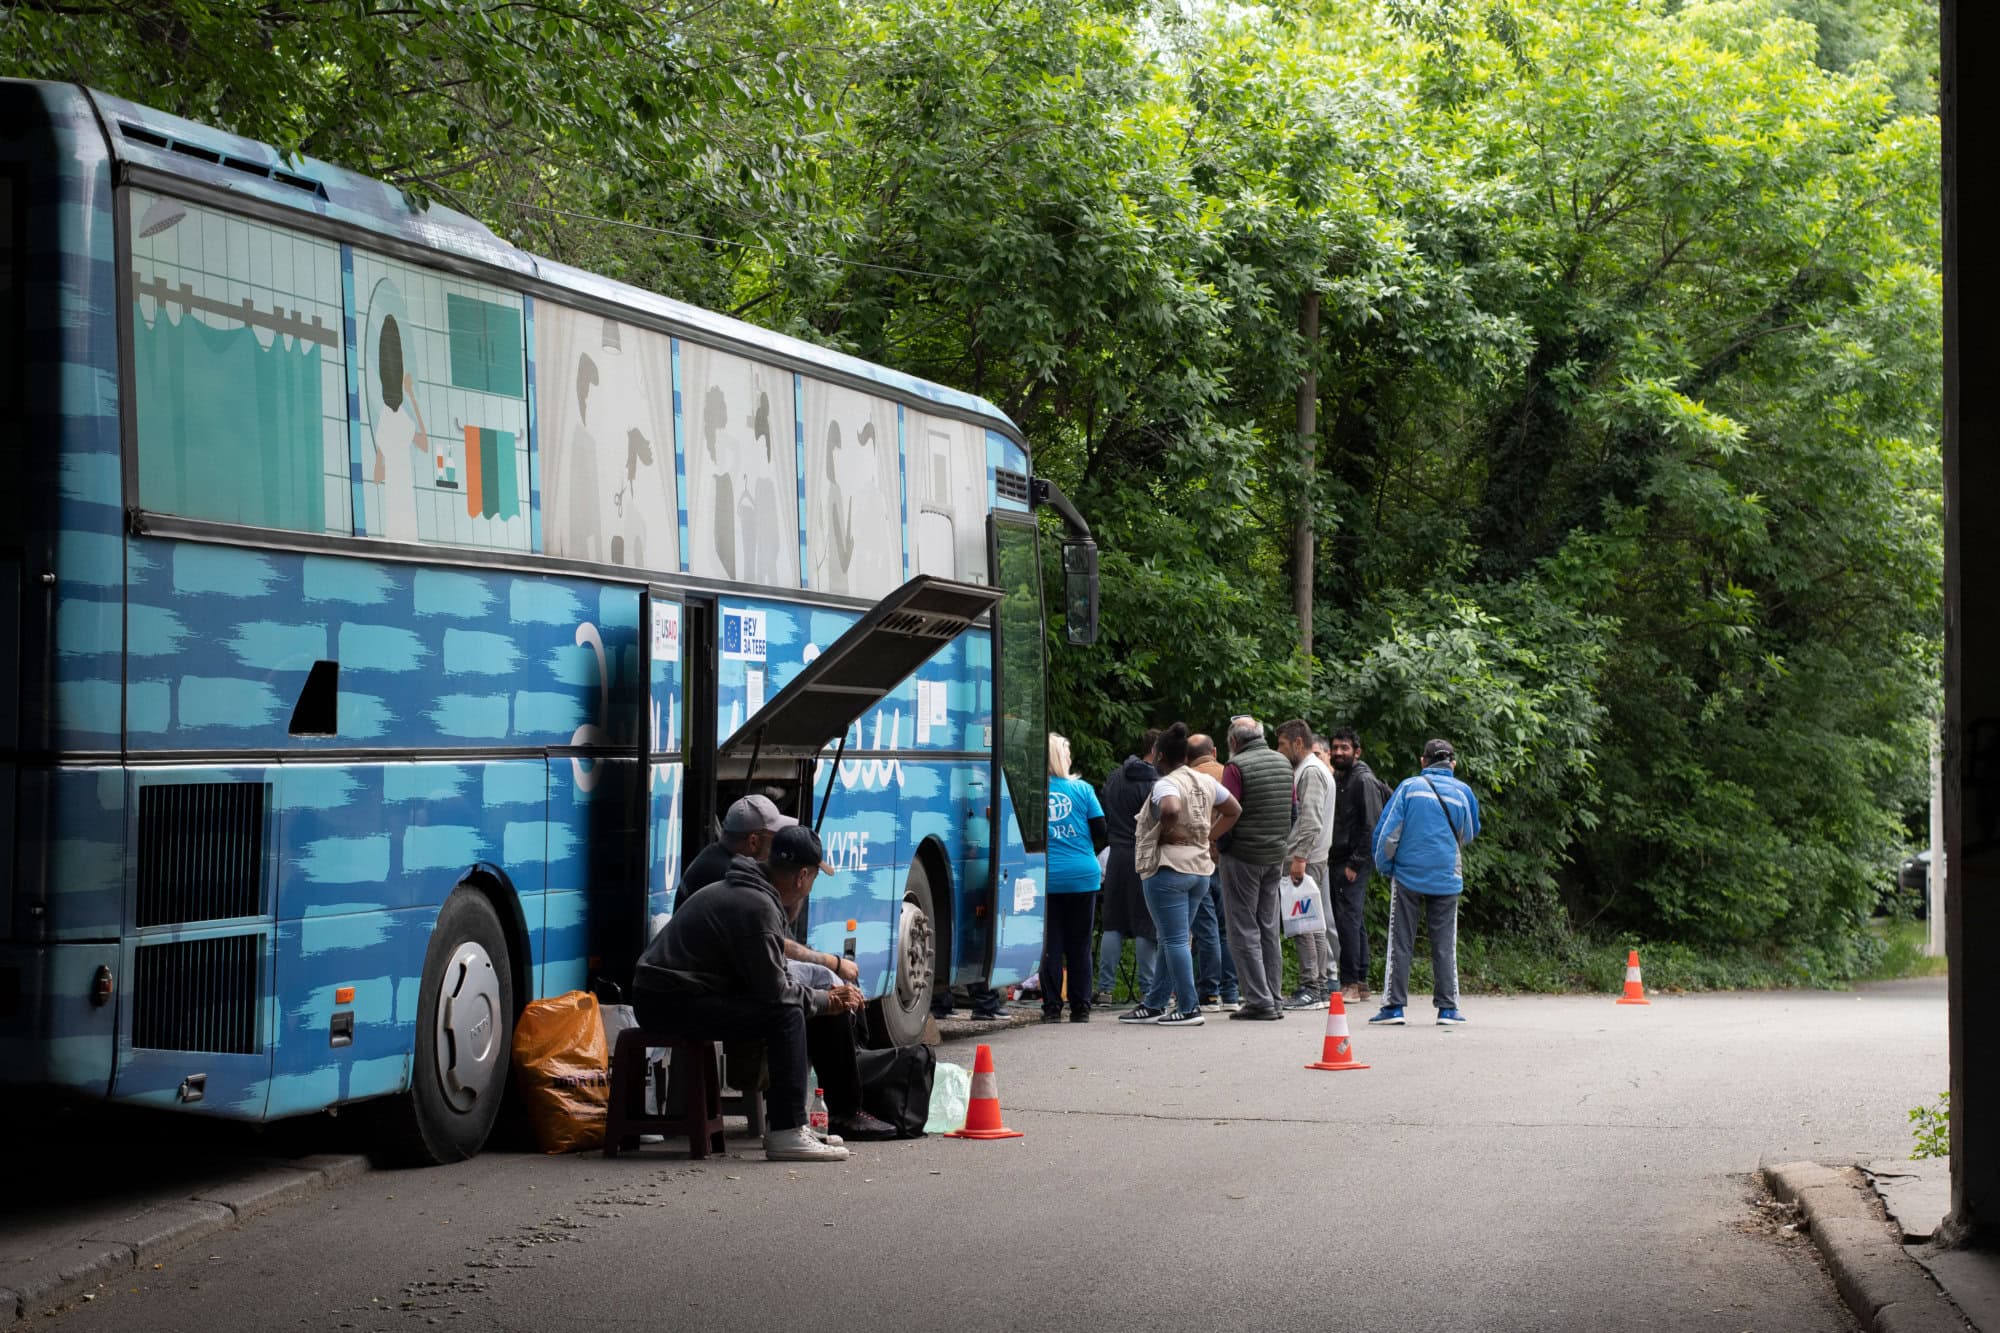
left=680, top=340, right=797, bottom=585
left=128, top=190, right=351, bottom=535
left=351, top=250, right=528, bottom=551
left=536, top=302, right=679, bottom=571
left=801, top=376, right=902, bottom=596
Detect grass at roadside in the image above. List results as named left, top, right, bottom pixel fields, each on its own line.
left=1081, top=917, right=1944, bottom=1006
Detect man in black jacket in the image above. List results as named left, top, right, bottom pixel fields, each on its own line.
left=634, top=826, right=863, bottom=1162
left=1326, top=727, right=1387, bottom=1003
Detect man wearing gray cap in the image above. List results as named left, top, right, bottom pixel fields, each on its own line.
left=677, top=794, right=860, bottom=987
left=635, top=824, right=866, bottom=1160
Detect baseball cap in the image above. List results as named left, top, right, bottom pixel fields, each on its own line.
left=722, top=794, right=796, bottom=835
left=770, top=825, right=834, bottom=874
left=1422, top=738, right=1456, bottom=764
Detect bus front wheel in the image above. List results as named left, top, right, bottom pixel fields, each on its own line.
left=376, top=890, right=514, bottom=1164
left=871, top=859, right=937, bottom=1048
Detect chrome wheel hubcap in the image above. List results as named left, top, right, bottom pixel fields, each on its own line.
left=894, top=897, right=934, bottom=1013
left=434, top=941, right=501, bottom=1112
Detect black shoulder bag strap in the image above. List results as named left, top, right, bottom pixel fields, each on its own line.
left=1420, top=775, right=1466, bottom=878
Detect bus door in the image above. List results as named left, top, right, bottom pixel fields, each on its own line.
left=643, top=588, right=684, bottom=932
left=679, top=597, right=718, bottom=875
left=985, top=513, right=1048, bottom=986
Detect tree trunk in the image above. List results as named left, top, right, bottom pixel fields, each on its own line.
left=1294, top=290, right=1320, bottom=657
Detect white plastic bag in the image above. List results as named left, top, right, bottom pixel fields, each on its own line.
left=924, top=1059, right=973, bottom=1134
left=1281, top=874, right=1326, bottom=937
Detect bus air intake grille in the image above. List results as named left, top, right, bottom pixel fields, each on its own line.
left=137, top=783, right=268, bottom=927
left=995, top=468, right=1031, bottom=503
left=133, top=934, right=263, bottom=1055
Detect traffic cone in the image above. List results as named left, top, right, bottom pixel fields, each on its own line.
left=1304, top=990, right=1370, bottom=1072
left=1616, top=949, right=1650, bottom=1005
left=945, top=1043, right=1024, bottom=1139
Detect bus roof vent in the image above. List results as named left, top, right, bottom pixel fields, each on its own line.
left=118, top=122, right=329, bottom=201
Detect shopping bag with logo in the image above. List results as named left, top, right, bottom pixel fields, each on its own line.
left=1281, top=874, right=1326, bottom=937
left=512, top=990, right=611, bottom=1154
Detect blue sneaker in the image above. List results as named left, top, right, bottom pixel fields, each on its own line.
left=1436, top=1008, right=1467, bottom=1025
left=1366, top=1005, right=1405, bottom=1025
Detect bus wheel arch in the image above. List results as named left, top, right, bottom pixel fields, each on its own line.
left=460, top=863, right=533, bottom=1022
left=870, top=839, right=951, bottom=1048
left=373, top=879, right=519, bottom=1165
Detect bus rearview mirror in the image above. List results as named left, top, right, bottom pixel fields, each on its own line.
left=1062, top=540, right=1099, bottom=646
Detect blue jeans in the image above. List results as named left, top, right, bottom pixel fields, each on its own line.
left=1096, top=929, right=1156, bottom=1000
left=1142, top=870, right=1208, bottom=1014
left=1191, top=872, right=1238, bottom=1002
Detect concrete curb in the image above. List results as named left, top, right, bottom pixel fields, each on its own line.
left=1764, top=1162, right=1971, bottom=1333
left=3, top=1154, right=369, bottom=1326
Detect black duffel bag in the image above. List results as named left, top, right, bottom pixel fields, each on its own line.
left=854, top=1042, right=937, bottom=1138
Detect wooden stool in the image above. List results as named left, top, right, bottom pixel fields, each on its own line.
left=603, top=1027, right=727, bottom=1159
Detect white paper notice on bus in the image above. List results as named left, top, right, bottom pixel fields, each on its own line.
left=721, top=608, right=766, bottom=661
left=651, top=604, right=679, bottom=663
left=1012, top=877, right=1037, bottom=914
left=747, top=666, right=765, bottom=714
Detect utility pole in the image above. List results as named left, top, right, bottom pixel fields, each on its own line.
left=1294, top=290, right=1320, bottom=658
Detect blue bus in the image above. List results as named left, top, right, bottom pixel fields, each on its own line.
left=0, top=82, right=1098, bottom=1161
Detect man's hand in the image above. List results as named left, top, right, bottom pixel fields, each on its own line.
left=1344, top=865, right=1358, bottom=883
left=827, top=984, right=865, bottom=1015
left=1289, top=856, right=1306, bottom=884
left=831, top=955, right=860, bottom=984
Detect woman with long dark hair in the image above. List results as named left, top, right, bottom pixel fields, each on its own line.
left=1122, top=723, right=1240, bottom=1026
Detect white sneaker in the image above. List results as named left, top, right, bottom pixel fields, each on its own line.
left=810, top=1127, right=846, bottom=1147
left=765, top=1125, right=850, bottom=1162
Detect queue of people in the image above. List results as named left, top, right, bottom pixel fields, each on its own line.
left=630, top=720, right=1480, bottom=1165
left=1036, top=716, right=1479, bottom=1030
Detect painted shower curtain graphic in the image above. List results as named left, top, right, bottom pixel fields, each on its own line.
left=129, top=190, right=351, bottom=535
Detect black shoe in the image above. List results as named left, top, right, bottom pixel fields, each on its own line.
left=1118, top=1005, right=1167, bottom=1024
left=1041, top=1010, right=1064, bottom=1024
left=828, top=1109, right=900, bottom=1141
left=1070, top=1010, right=1091, bottom=1023
left=969, top=1010, right=1007, bottom=1021
left=1228, top=1003, right=1273, bottom=1020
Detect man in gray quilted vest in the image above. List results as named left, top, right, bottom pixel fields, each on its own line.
left=1217, top=716, right=1293, bottom=1019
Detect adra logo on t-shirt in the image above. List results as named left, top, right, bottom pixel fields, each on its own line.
left=1050, top=790, right=1074, bottom=823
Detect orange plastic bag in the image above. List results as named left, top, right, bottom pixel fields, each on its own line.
left=511, top=991, right=611, bottom=1154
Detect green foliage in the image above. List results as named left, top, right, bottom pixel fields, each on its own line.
left=7, top=0, right=1941, bottom=966
left=1910, top=1092, right=1950, bottom=1161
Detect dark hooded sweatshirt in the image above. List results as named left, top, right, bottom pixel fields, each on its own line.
left=634, top=855, right=827, bottom=1016
left=1099, top=754, right=1159, bottom=940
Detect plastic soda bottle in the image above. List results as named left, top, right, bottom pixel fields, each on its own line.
left=808, top=1086, right=830, bottom=1135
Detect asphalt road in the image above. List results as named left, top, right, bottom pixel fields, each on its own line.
left=40, top=980, right=1947, bottom=1332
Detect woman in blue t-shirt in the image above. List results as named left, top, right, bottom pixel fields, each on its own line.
left=1043, top=733, right=1109, bottom=1022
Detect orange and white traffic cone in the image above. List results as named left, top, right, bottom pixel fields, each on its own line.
left=1304, top=990, right=1370, bottom=1072
left=1616, top=949, right=1650, bottom=1005
left=945, top=1043, right=1024, bottom=1139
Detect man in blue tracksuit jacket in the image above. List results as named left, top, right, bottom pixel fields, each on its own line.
left=1369, top=738, right=1481, bottom=1026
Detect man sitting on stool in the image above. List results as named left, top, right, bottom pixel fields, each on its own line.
left=674, top=798, right=899, bottom=1143
left=635, top=825, right=861, bottom=1162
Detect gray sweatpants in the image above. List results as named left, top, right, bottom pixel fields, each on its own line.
left=1382, top=881, right=1460, bottom=1011
left=1220, top=854, right=1285, bottom=1010
left=1286, top=859, right=1336, bottom=991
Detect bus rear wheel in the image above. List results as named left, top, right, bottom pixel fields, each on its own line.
left=870, top=859, right=937, bottom=1048
left=375, top=890, right=513, bottom=1165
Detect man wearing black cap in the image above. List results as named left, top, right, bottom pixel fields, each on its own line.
left=1368, top=739, right=1481, bottom=1027
left=634, top=825, right=894, bottom=1158
left=675, top=794, right=860, bottom=986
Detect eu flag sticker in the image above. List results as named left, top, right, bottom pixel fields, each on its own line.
left=721, top=609, right=767, bottom=661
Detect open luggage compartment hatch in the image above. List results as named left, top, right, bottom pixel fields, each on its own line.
left=718, top=575, right=1003, bottom=761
